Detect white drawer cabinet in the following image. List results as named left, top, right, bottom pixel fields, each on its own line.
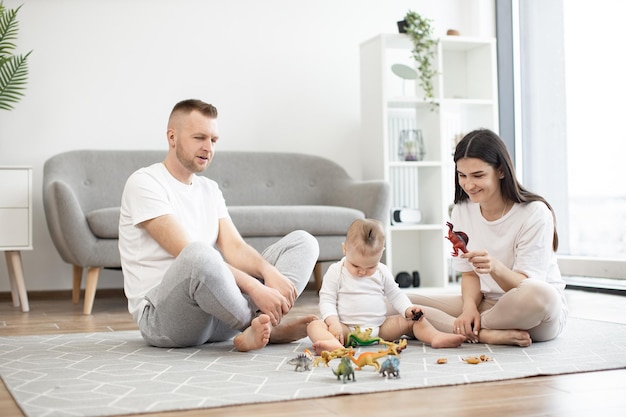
left=0, top=166, right=32, bottom=312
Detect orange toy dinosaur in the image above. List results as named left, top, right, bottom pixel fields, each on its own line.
left=348, top=344, right=400, bottom=371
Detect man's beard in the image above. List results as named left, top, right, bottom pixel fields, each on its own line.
left=176, top=145, right=207, bottom=174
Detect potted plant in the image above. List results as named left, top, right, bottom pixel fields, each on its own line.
left=399, top=10, right=438, bottom=109
left=0, top=1, right=31, bottom=111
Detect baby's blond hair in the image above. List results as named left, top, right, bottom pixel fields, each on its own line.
left=345, top=219, right=385, bottom=256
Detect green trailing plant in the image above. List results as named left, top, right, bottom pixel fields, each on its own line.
left=0, top=2, right=31, bottom=111
left=403, top=10, right=438, bottom=109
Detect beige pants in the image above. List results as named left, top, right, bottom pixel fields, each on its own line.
left=406, top=279, right=568, bottom=342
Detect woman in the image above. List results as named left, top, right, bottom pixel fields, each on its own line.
left=408, top=129, right=567, bottom=346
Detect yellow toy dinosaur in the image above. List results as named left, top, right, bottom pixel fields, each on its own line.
left=313, top=346, right=355, bottom=367
left=380, top=338, right=408, bottom=355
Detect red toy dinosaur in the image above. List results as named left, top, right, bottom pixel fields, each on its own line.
left=445, top=222, right=469, bottom=256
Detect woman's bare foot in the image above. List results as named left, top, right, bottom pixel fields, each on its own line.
left=270, top=314, right=318, bottom=344
left=233, top=314, right=272, bottom=352
left=312, top=339, right=345, bottom=356
left=478, top=329, right=532, bottom=346
left=430, top=332, right=467, bottom=348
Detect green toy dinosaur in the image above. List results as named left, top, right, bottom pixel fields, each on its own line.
left=345, top=326, right=382, bottom=347
left=332, top=356, right=355, bottom=383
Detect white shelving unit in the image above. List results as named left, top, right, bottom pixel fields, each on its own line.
left=0, top=166, right=32, bottom=312
left=360, top=34, right=499, bottom=287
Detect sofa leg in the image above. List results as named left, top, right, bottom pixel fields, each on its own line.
left=314, top=262, right=323, bottom=292
left=83, top=267, right=101, bottom=315
left=72, top=265, right=83, bottom=304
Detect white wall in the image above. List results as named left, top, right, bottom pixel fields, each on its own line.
left=0, top=0, right=495, bottom=292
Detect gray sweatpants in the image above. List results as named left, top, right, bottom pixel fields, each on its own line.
left=139, top=230, right=319, bottom=347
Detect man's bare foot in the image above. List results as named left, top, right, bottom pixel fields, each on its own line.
left=478, top=329, right=532, bottom=347
left=233, top=314, right=272, bottom=352
left=430, top=333, right=467, bottom=348
left=269, top=314, right=318, bottom=344
left=312, top=339, right=345, bottom=356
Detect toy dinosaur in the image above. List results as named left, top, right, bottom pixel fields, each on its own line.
left=332, top=356, right=356, bottom=383
left=379, top=356, right=400, bottom=378
left=313, top=346, right=355, bottom=367
left=348, top=346, right=396, bottom=371
left=445, top=221, right=469, bottom=256
left=288, top=352, right=313, bottom=372
left=379, top=338, right=408, bottom=355
left=345, top=326, right=382, bottom=347
left=411, top=309, right=423, bottom=322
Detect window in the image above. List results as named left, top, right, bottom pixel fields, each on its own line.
left=497, top=0, right=625, bottom=281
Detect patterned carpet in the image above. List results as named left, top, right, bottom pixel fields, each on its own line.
left=1, top=318, right=625, bottom=417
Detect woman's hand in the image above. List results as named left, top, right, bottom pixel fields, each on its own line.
left=462, top=250, right=526, bottom=292
left=455, top=309, right=481, bottom=343
left=461, top=250, right=500, bottom=275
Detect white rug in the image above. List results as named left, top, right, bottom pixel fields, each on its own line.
left=1, top=318, right=625, bottom=417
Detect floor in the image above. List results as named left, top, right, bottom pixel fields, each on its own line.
left=1, top=284, right=625, bottom=417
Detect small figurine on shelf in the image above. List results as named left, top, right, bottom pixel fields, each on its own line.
left=445, top=221, right=469, bottom=256
left=398, top=129, right=425, bottom=161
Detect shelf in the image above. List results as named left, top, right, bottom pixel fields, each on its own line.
left=360, top=34, right=498, bottom=284
left=361, top=34, right=495, bottom=51
left=390, top=223, right=445, bottom=232
left=388, top=161, right=442, bottom=168
left=386, top=97, right=435, bottom=108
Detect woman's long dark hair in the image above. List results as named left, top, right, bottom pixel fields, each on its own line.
left=453, top=129, right=559, bottom=251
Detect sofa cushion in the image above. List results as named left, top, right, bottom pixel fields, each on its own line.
left=86, top=205, right=364, bottom=240
left=229, top=205, right=364, bottom=236
left=86, top=207, right=120, bottom=239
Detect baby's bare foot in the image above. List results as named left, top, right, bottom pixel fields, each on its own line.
left=479, top=329, right=532, bottom=347
left=431, top=333, right=467, bottom=348
left=234, top=314, right=271, bottom=352
left=312, top=339, right=345, bottom=356
left=270, top=314, right=318, bottom=344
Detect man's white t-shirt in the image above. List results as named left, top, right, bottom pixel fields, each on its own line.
left=450, top=200, right=565, bottom=300
left=119, top=163, right=229, bottom=323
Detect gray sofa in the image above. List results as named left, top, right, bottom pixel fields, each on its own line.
left=43, top=150, right=390, bottom=314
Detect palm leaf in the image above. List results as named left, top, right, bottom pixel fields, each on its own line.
left=0, top=51, right=30, bottom=110
left=0, top=3, right=30, bottom=111
left=0, top=4, right=20, bottom=57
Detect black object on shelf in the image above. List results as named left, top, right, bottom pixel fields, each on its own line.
left=395, top=270, right=421, bottom=288
left=412, top=271, right=421, bottom=287
left=397, top=20, right=408, bottom=34
left=395, top=271, right=412, bottom=288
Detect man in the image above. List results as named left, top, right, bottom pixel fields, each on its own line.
left=119, top=99, right=319, bottom=351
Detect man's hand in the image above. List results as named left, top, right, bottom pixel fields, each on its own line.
left=248, top=284, right=289, bottom=326
left=262, top=268, right=297, bottom=311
